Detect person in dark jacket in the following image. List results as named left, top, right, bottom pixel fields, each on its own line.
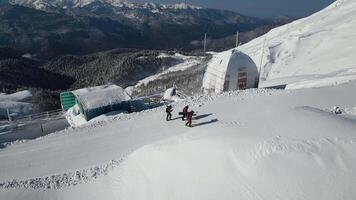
left=166, top=105, right=173, bottom=121
left=185, top=110, right=194, bottom=127
left=182, top=105, right=189, bottom=120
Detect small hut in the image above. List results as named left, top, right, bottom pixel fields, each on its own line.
left=202, top=49, right=259, bottom=94
left=60, top=84, right=144, bottom=121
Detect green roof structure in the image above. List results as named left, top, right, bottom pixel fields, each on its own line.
left=60, top=85, right=146, bottom=121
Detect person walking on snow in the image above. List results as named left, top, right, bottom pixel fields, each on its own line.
left=185, top=110, right=194, bottom=127
left=181, top=105, right=189, bottom=120
left=166, top=105, right=173, bottom=121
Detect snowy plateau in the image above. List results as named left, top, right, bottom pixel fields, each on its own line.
left=1, top=0, right=356, bottom=200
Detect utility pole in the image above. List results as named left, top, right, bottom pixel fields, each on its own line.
left=204, top=33, right=207, bottom=52
left=6, top=108, right=11, bottom=123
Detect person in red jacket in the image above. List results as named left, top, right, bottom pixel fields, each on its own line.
left=185, top=110, right=194, bottom=127
left=182, top=105, right=189, bottom=120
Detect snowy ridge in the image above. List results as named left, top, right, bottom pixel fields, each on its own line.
left=0, top=159, right=123, bottom=190
left=10, top=0, right=132, bottom=9
left=239, top=0, right=356, bottom=89
left=10, top=0, right=202, bottom=11
left=167, top=3, right=201, bottom=10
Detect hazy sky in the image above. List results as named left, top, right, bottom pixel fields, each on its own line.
left=133, top=0, right=335, bottom=18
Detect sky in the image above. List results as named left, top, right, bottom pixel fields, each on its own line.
left=133, top=0, right=336, bottom=18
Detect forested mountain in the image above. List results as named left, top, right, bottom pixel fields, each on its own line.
left=0, top=0, right=292, bottom=59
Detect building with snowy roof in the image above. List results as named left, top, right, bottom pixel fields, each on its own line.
left=202, top=49, right=259, bottom=94
left=60, top=84, right=145, bottom=121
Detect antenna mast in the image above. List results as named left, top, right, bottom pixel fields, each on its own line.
left=204, top=33, right=207, bottom=52
left=258, top=35, right=267, bottom=85
left=236, top=31, right=239, bottom=48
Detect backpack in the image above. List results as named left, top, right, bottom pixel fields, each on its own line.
left=166, top=106, right=172, bottom=113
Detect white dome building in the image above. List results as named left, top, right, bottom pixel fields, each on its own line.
left=202, top=49, right=259, bottom=94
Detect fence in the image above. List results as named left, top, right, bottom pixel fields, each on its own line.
left=7, top=109, right=64, bottom=124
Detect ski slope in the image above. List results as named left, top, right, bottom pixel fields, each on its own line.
left=0, top=81, right=356, bottom=199
left=125, top=53, right=204, bottom=95
left=240, top=0, right=356, bottom=89
left=1, top=0, right=356, bottom=199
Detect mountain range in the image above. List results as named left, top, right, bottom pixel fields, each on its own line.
left=0, top=0, right=292, bottom=59
left=0, top=0, right=294, bottom=111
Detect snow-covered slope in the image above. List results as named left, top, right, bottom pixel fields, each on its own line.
left=240, top=0, right=356, bottom=89
left=125, top=53, right=204, bottom=96
left=0, top=81, right=356, bottom=199
left=0, top=91, right=32, bottom=119
left=1, top=1, right=356, bottom=199
left=0, top=91, right=31, bottom=102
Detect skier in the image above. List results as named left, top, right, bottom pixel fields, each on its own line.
left=185, top=110, right=194, bottom=127
left=166, top=105, right=173, bottom=121
left=181, top=105, right=189, bottom=120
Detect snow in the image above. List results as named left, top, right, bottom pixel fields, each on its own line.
left=104, top=0, right=135, bottom=8
left=11, top=0, right=201, bottom=11
left=168, top=3, right=201, bottom=10
left=125, top=53, right=204, bottom=95
left=139, top=53, right=203, bottom=85
left=73, top=84, right=131, bottom=110
left=239, top=0, right=356, bottom=89
left=0, top=91, right=32, bottom=102
left=10, top=0, right=135, bottom=10
left=2, top=1, right=356, bottom=199
left=0, top=80, right=356, bottom=199
left=65, top=104, right=87, bottom=127
left=162, top=87, right=183, bottom=102
left=0, top=91, right=32, bottom=119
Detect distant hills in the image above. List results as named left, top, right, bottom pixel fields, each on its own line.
left=0, top=0, right=293, bottom=59
left=0, top=0, right=295, bottom=111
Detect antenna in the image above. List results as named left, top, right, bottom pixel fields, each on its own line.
left=236, top=31, right=239, bottom=48
left=204, top=33, right=207, bottom=52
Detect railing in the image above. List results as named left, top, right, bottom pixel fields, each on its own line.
left=0, top=109, right=65, bottom=135
left=9, top=109, right=64, bottom=123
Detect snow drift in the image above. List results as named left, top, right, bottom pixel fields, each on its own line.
left=240, top=0, right=356, bottom=89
